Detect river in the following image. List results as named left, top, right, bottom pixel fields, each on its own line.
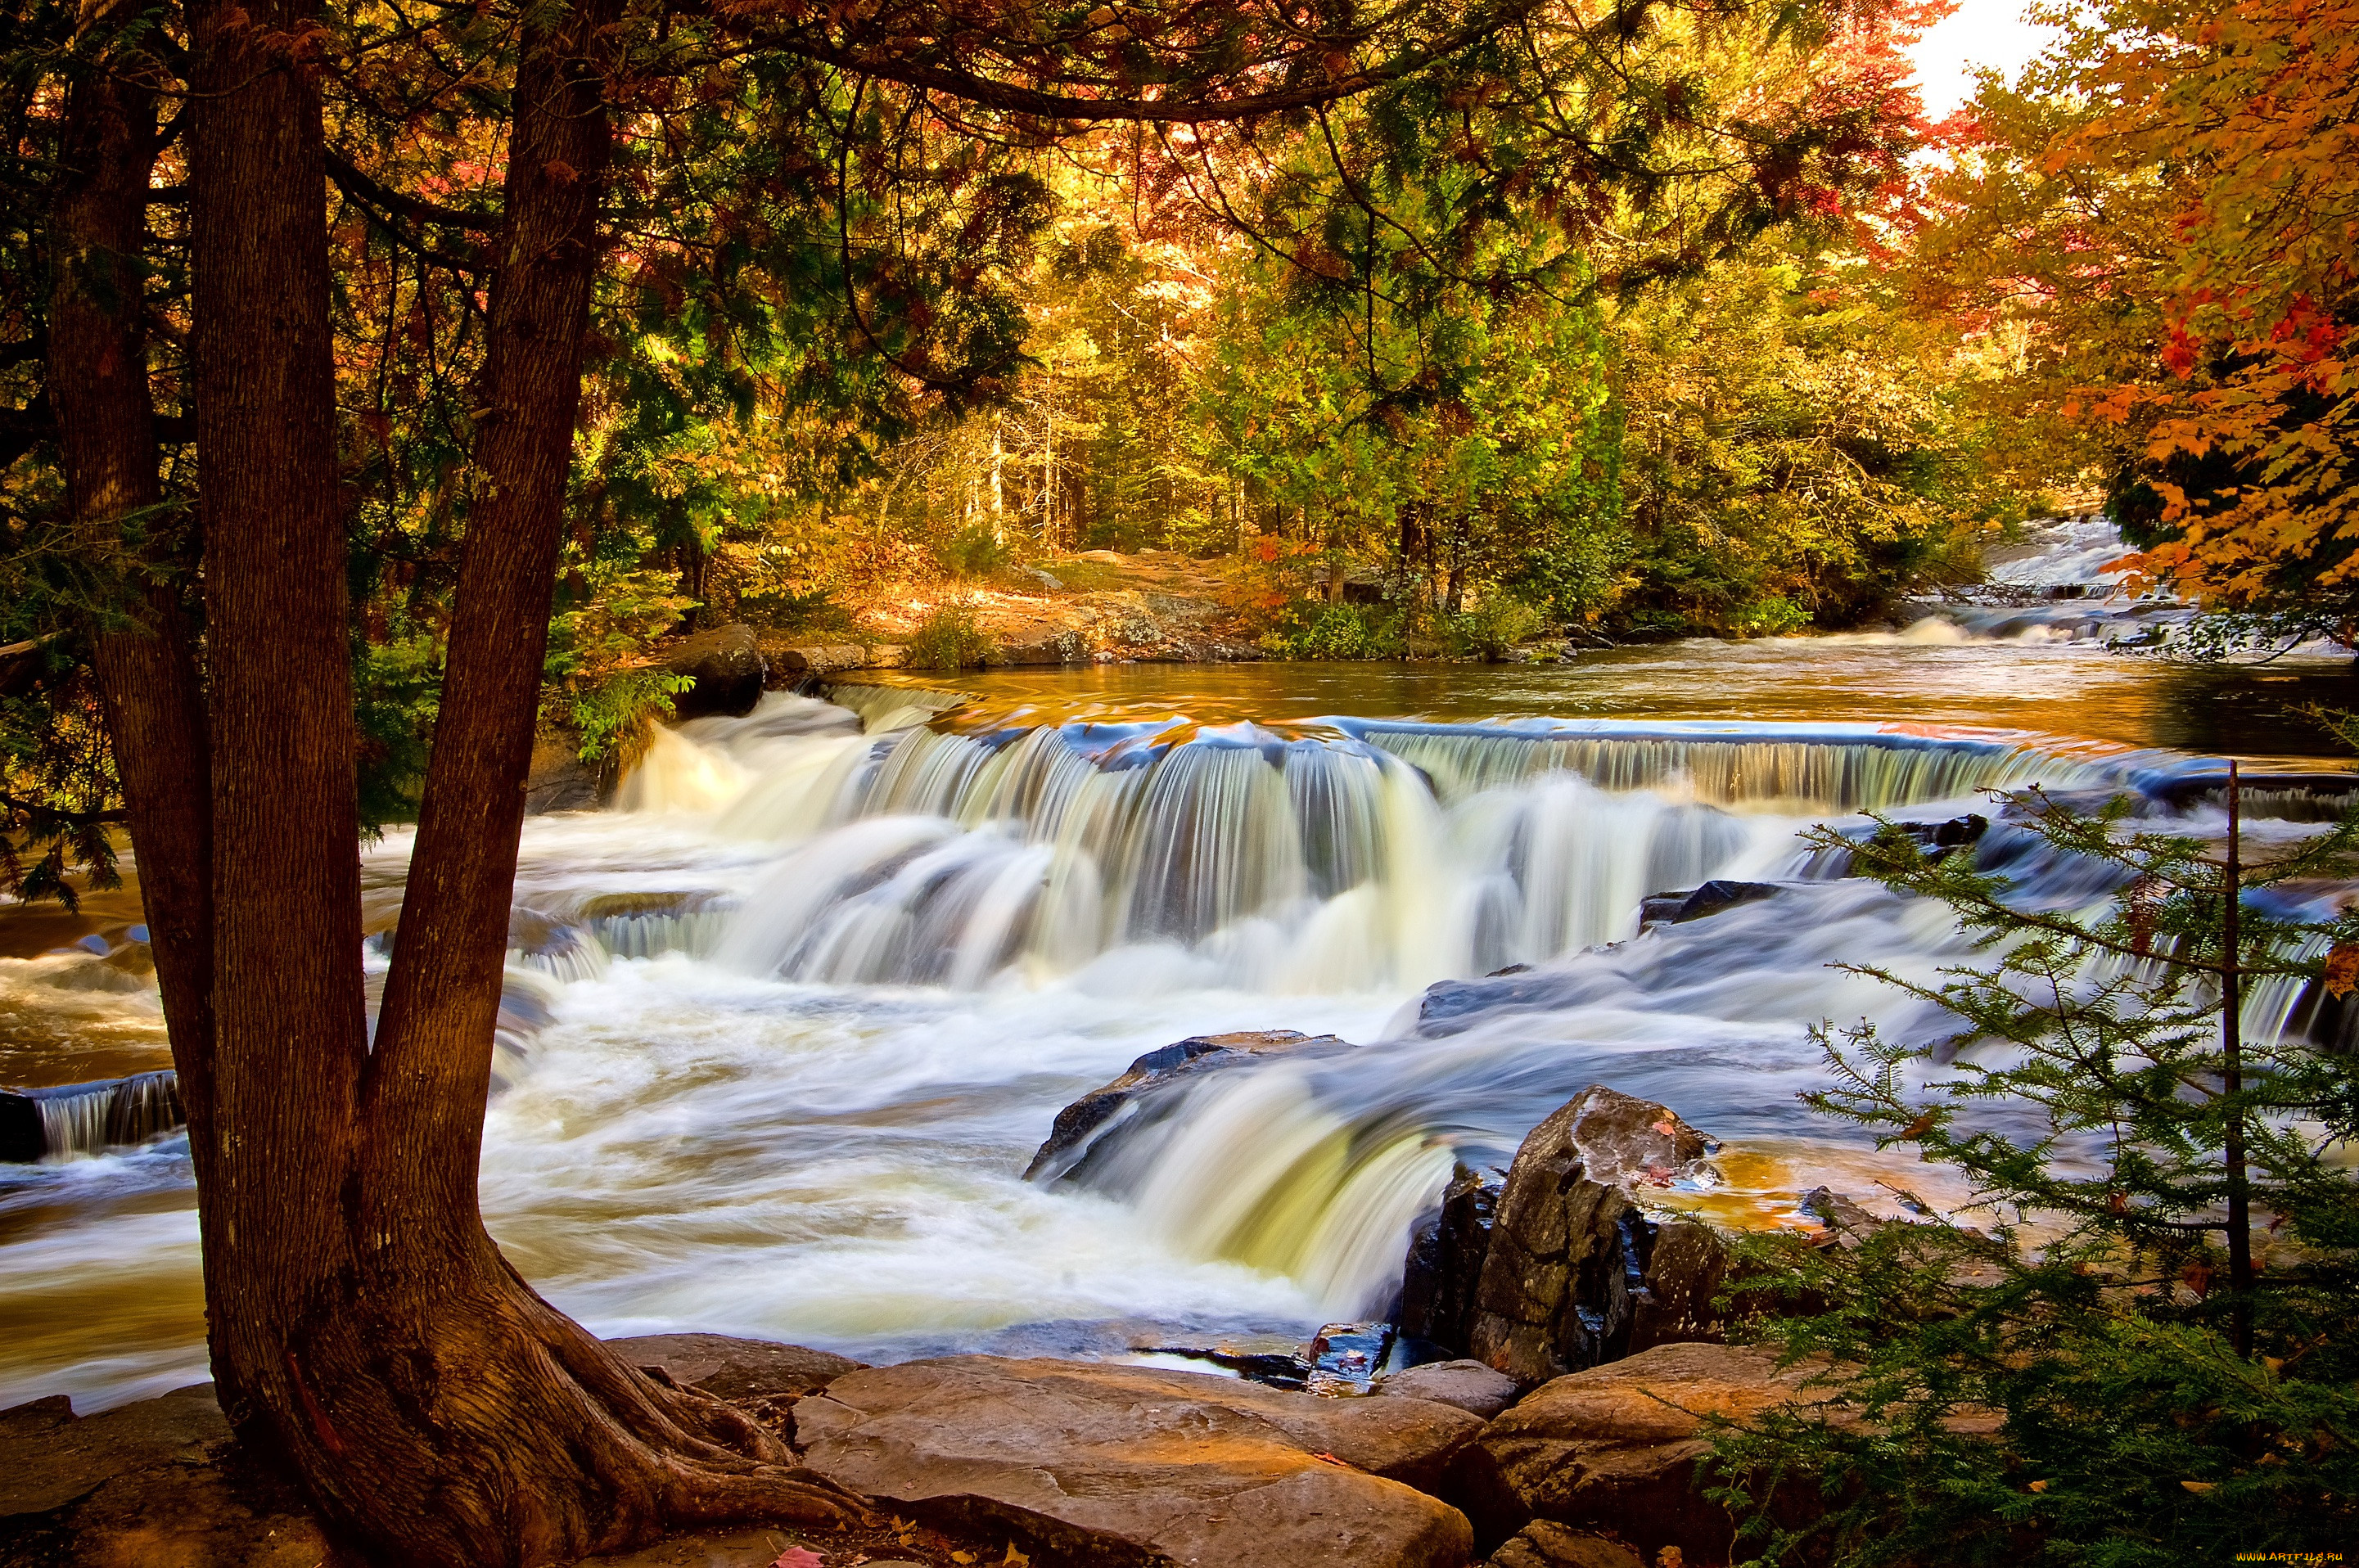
left=2, top=518, right=2353, bottom=1413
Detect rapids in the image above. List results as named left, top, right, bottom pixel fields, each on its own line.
left=2, top=516, right=2353, bottom=1414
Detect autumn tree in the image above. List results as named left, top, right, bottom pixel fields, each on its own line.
left=1907, top=0, right=2359, bottom=645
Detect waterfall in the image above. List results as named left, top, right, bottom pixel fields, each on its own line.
left=628, top=701, right=2122, bottom=994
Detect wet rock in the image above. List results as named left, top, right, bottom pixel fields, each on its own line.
left=1897, top=813, right=1989, bottom=852
left=1797, top=1186, right=1883, bottom=1249
left=667, top=624, right=768, bottom=718
left=1486, top=1522, right=1644, bottom=1568
left=0, top=1384, right=332, bottom=1566
left=526, top=725, right=602, bottom=813
left=1461, top=1342, right=1829, bottom=1566
left=793, top=1354, right=1481, bottom=1568
left=1401, top=1164, right=1503, bottom=1356
left=1465, top=1088, right=1725, bottom=1386
left=1625, top=1219, right=1730, bottom=1358
left=1024, top=1029, right=1353, bottom=1182
left=1304, top=1322, right=1393, bottom=1395
left=1378, top=1361, right=1520, bottom=1422
left=1636, top=880, right=1780, bottom=930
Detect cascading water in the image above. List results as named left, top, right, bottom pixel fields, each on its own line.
left=6, top=647, right=2349, bottom=1415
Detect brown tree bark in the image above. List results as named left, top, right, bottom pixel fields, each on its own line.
left=48, top=5, right=219, bottom=1213
left=170, top=1, right=864, bottom=1560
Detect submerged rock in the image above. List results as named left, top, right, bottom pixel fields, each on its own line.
left=1635, top=879, right=1781, bottom=930
left=792, top=1354, right=1481, bottom=1568
left=1023, top=1029, right=1353, bottom=1182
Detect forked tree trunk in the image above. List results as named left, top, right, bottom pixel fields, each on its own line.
left=48, top=9, right=218, bottom=1209
left=176, top=1, right=864, bottom=1561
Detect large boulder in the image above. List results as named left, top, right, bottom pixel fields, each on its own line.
left=1463, top=1342, right=1831, bottom=1566
left=665, top=624, right=767, bottom=718
left=792, top=1354, right=1482, bottom=1568
left=1024, top=1030, right=1353, bottom=1182
left=1403, top=1088, right=1731, bottom=1386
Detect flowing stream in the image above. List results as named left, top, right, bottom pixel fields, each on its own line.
left=3, top=517, right=2354, bottom=1413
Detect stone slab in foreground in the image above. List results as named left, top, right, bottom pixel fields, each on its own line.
left=794, top=1354, right=1483, bottom=1568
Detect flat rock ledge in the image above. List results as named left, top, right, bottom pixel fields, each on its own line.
left=792, top=1355, right=1482, bottom=1568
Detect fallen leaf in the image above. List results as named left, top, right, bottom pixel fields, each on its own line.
left=2180, top=1480, right=2217, bottom=1494
left=1000, top=1549, right=1032, bottom=1567
left=772, top=1549, right=825, bottom=1568
left=2325, top=943, right=2359, bottom=998
left=2027, top=1480, right=2049, bottom=1494
left=1651, top=1119, right=1678, bottom=1136
left=1898, top=1111, right=1937, bottom=1140
left=951, top=1554, right=976, bottom=1566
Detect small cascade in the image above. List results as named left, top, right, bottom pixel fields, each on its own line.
left=1911, top=514, right=2190, bottom=646
left=1, top=1071, right=186, bottom=1162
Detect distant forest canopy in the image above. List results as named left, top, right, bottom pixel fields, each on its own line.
left=4, top=0, right=2357, bottom=834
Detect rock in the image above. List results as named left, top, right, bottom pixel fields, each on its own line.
left=605, top=1333, right=865, bottom=1404
left=1486, top=1522, right=1644, bottom=1568
left=1465, top=1088, right=1726, bottom=1386
left=1379, top=1362, right=1520, bottom=1421
left=988, top=629, right=1093, bottom=665
left=773, top=644, right=873, bottom=679
left=1797, top=1187, right=1883, bottom=1249
left=1024, top=1030, right=1353, bottom=1182
left=1625, top=1219, right=1730, bottom=1357
left=1464, top=1342, right=1829, bottom=1566
left=666, top=624, right=768, bottom=718
left=0, top=1384, right=331, bottom=1566
left=792, top=1354, right=1481, bottom=1568
left=1636, top=880, right=1780, bottom=930
left=1022, top=567, right=1066, bottom=591
left=1901, top=813, right=1989, bottom=852
left=1400, top=1165, right=1503, bottom=1356
left=526, top=726, right=602, bottom=813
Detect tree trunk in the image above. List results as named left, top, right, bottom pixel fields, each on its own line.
left=174, top=1, right=868, bottom=1560
left=48, top=8, right=219, bottom=1217
left=184, top=0, right=377, bottom=1480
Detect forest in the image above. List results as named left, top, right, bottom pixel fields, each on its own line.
left=2, top=0, right=2357, bottom=1564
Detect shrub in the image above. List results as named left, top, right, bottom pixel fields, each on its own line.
left=938, top=524, right=1012, bottom=579
left=1258, top=599, right=1405, bottom=660
left=1707, top=780, right=2359, bottom=1567
left=906, top=598, right=998, bottom=669
left=1449, top=595, right=1547, bottom=660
